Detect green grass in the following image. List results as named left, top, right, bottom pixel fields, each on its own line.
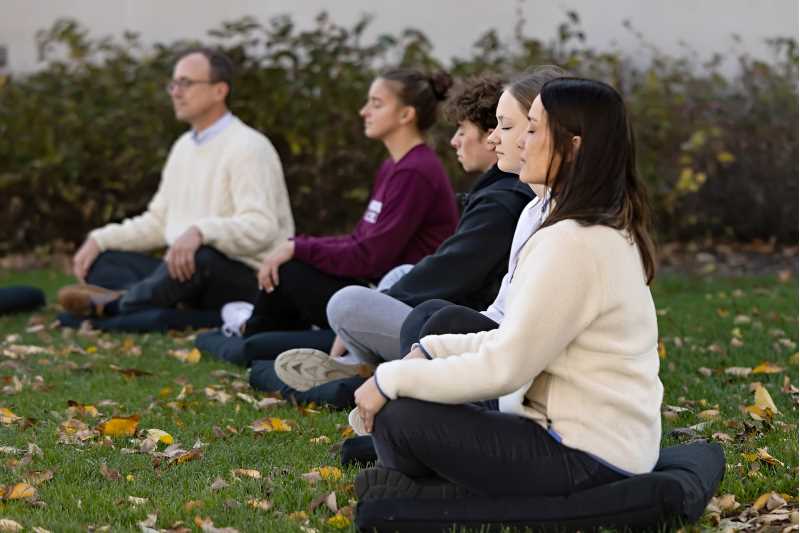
left=0, top=269, right=797, bottom=532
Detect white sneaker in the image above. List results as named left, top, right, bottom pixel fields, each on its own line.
left=221, top=302, right=254, bottom=337
left=348, top=406, right=370, bottom=436
left=274, top=348, right=373, bottom=391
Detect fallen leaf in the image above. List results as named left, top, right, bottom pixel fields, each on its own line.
left=231, top=468, right=261, bottom=479
left=128, top=496, right=148, bottom=506
left=287, top=511, right=309, bottom=523
left=309, top=436, right=331, bottom=445
left=752, top=362, right=785, bottom=374
left=183, top=500, right=203, bottom=512
left=781, top=376, right=799, bottom=394
left=746, top=383, right=779, bottom=420
left=204, top=387, right=231, bottom=404
left=698, top=367, right=713, bottom=377
left=0, top=519, right=23, bottom=532
left=173, top=448, right=203, bottom=465
left=109, top=365, right=153, bottom=378
left=23, top=470, right=54, bottom=486
left=193, top=516, right=239, bottom=533
left=169, top=348, right=201, bottom=364
left=210, top=477, right=228, bottom=491
left=138, top=513, right=158, bottom=531
left=249, top=417, right=292, bottom=433
left=326, top=514, right=351, bottom=529
left=255, top=397, right=285, bottom=409
left=247, top=498, right=272, bottom=511
left=97, top=415, right=140, bottom=437
left=0, top=482, right=37, bottom=500
left=725, top=367, right=752, bottom=377
left=100, top=463, right=122, bottom=481
left=0, top=407, right=21, bottom=425
left=698, top=409, right=720, bottom=420
left=145, top=428, right=174, bottom=445
left=318, top=466, right=343, bottom=481
left=712, top=432, right=734, bottom=443
left=301, top=471, right=323, bottom=484
left=657, top=339, right=667, bottom=359
left=66, top=400, right=100, bottom=418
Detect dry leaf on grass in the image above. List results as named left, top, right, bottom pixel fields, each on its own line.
left=697, top=409, right=720, bottom=420
left=100, top=463, right=122, bottom=481
left=210, top=477, right=228, bottom=491
left=0, top=407, right=21, bottom=425
left=308, top=491, right=338, bottom=514
left=109, top=365, right=153, bottom=378
left=204, top=387, right=231, bottom=404
left=23, top=470, right=54, bottom=486
left=193, top=516, right=239, bottom=533
left=725, top=366, right=752, bottom=377
left=745, top=383, right=779, bottom=420
left=0, top=519, right=23, bottom=532
left=169, top=348, right=201, bottom=364
left=128, top=496, right=148, bottom=506
left=249, top=417, right=292, bottom=433
left=97, top=415, right=140, bottom=437
left=752, top=362, right=785, bottom=374
left=309, top=436, right=331, bottom=445
left=742, top=447, right=785, bottom=467
left=0, top=482, right=37, bottom=500
left=66, top=400, right=100, bottom=418
left=326, top=513, right=352, bottom=529
left=183, top=500, right=203, bottom=512
left=172, top=448, right=203, bottom=465
left=231, top=468, right=261, bottom=479
left=247, top=499, right=272, bottom=511
left=145, top=428, right=174, bottom=445
left=138, top=513, right=158, bottom=532
left=712, top=432, right=734, bottom=443
left=255, top=397, right=285, bottom=409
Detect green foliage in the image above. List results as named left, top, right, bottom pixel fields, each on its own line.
left=0, top=13, right=797, bottom=253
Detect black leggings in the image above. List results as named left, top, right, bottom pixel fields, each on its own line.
left=399, top=298, right=499, bottom=353
left=243, top=259, right=367, bottom=336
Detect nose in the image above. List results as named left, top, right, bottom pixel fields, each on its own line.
left=359, top=104, right=368, bottom=117
left=516, top=130, right=526, bottom=151
left=487, top=129, right=499, bottom=146
left=450, top=132, right=459, bottom=149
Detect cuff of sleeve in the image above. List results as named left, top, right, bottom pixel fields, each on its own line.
left=412, top=342, right=433, bottom=360
left=88, top=230, right=109, bottom=252
left=193, top=220, right=218, bottom=246
left=292, top=236, right=312, bottom=263
left=373, top=374, right=392, bottom=402
left=374, top=364, right=399, bottom=400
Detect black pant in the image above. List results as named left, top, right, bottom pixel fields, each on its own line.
left=400, top=298, right=499, bottom=353
left=373, top=399, right=625, bottom=497
left=86, top=248, right=258, bottom=314
left=243, top=259, right=366, bottom=336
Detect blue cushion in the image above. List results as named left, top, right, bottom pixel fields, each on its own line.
left=0, top=286, right=46, bottom=314
left=355, top=441, right=725, bottom=532
left=58, top=309, right=221, bottom=332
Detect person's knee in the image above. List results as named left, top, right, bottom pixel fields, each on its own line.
left=374, top=398, right=424, bottom=437
left=193, top=246, right=224, bottom=270
left=421, top=304, right=467, bottom=338
left=400, top=299, right=451, bottom=349
left=327, top=285, right=376, bottom=331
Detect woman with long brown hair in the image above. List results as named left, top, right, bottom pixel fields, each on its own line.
left=352, top=77, right=662, bottom=500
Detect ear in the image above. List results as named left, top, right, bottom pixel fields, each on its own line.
left=214, top=82, right=229, bottom=102
left=568, top=135, right=582, bottom=160
left=399, top=105, right=417, bottom=126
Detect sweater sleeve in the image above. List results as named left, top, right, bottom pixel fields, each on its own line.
left=89, top=178, right=168, bottom=253
left=194, top=143, right=289, bottom=258
left=375, top=229, right=603, bottom=404
left=384, top=194, right=518, bottom=306
left=293, top=169, right=440, bottom=279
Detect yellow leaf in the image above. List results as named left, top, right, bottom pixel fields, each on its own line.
left=97, top=415, right=140, bottom=437
left=0, top=519, right=23, bottom=532
left=231, top=468, right=261, bottom=479
left=309, top=435, right=331, bottom=444
left=0, top=407, right=21, bottom=425
left=657, top=339, right=667, bottom=359
left=318, top=466, right=343, bottom=481
left=145, top=428, right=174, bottom=445
left=169, top=348, right=202, bottom=364
left=249, top=417, right=292, bottom=433
left=86, top=346, right=98, bottom=354
left=327, top=514, right=352, bottom=529
left=4, top=482, right=37, bottom=500
left=697, top=409, right=719, bottom=420
left=716, top=151, right=735, bottom=164
left=752, top=362, right=784, bottom=374
left=247, top=498, right=273, bottom=511
left=186, top=348, right=201, bottom=364
left=755, top=447, right=784, bottom=467
left=174, top=448, right=203, bottom=464
left=753, top=383, right=779, bottom=414
left=753, top=492, right=772, bottom=511
left=288, top=511, right=309, bottom=522
left=67, top=400, right=100, bottom=418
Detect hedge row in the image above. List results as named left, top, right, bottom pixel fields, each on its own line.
left=0, top=12, right=797, bottom=253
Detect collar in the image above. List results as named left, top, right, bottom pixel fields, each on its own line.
left=192, top=112, right=234, bottom=145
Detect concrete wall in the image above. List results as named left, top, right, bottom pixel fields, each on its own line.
left=1, top=0, right=797, bottom=73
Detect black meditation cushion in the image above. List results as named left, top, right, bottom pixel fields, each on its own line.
left=355, top=441, right=724, bottom=532
left=57, top=309, right=221, bottom=332
left=0, top=286, right=46, bottom=315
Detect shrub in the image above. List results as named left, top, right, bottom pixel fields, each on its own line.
left=0, top=12, right=796, bottom=253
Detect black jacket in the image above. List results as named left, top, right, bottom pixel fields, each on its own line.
left=385, top=164, right=535, bottom=310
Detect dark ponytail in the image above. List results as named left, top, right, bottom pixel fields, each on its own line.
left=380, top=68, right=453, bottom=131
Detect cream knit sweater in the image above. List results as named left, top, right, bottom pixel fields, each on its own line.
left=90, top=117, right=294, bottom=270
left=375, top=219, right=663, bottom=475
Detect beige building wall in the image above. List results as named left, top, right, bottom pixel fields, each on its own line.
left=1, top=0, right=797, bottom=73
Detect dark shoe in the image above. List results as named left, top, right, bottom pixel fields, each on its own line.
left=57, top=284, right=120, bottom=317
left=341, top=436, right=378, bottom=467
left=355, top=467, right=470, bottom=501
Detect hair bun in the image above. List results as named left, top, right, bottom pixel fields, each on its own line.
left=428, top=71, right=454, bottom=101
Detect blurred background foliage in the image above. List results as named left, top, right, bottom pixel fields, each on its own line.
left=0, top=12, right=797, bottom=253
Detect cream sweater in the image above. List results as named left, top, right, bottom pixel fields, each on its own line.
left=375, top=219, right=663, bottom=475
left=90, top=117, right=295, bottom=270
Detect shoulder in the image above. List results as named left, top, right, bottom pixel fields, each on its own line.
left=532, top=220, right=631, bottom=266
left=471, top=178, right=535, bottom=210
left=225, top=118, right=280, bottom=158
left=394, top=144, right=446, bottom=177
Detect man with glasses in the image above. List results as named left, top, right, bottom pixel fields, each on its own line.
left=59, top=48, right=294, bottom=321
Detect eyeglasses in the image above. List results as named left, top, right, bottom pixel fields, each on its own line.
left=166, top=78, right=216, bottom=93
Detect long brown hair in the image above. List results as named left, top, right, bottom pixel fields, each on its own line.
left=538, top=77, right=656, bottom=283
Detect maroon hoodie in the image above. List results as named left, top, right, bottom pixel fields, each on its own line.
left=293, top=143, right=458, bottom=282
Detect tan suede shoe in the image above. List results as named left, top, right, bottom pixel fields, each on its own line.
left=57, top=284, right=121, bottom=317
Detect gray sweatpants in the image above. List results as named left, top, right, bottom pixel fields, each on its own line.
left=326, top=265, right=413, bottom=365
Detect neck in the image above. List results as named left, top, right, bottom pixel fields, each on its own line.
left=382, top=127, right=425, bottom=162
left=531, top=184, right=547, bottom=198
left=191, top=106, right=228, bottom=134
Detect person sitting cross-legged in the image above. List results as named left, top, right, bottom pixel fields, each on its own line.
left=58, top=48, right=294, bottom=320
